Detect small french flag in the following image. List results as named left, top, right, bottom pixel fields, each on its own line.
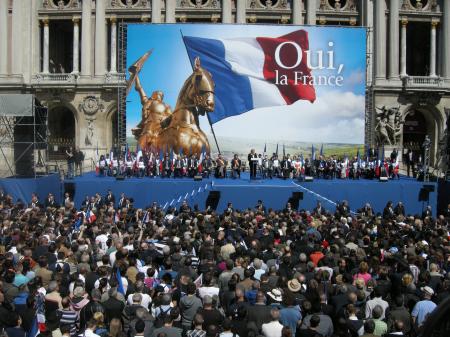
left=86, top=210, right=96, bottom=224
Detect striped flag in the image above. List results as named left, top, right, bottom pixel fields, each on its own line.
left=142, top=211, right=149, bottom=223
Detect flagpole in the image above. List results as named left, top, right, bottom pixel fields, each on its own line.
left=180, top=30, right=222, bottom=155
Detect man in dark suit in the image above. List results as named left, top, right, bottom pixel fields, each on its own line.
left=81, top=195, right=90, bottom=208
left=188, top=154, right=198, bottom=177
left=29, top=193, right=42, bottom=209
left=394, top=202, right=405, bottom=216
left=118, top=193, right=126, bottom=209
left=247, top=292, right=272, bottom=332
left=44, top=193, right=58, bottom=208
left=405, top=148, right=415, bottom=177
left=105, top=189, right=115, bottom=206
left=103, top=288, right=125, bottom=323
left=248, top=149, right=258, bottom=179
left=422, top=205, right=432, bottom=219
left=94, top=193, right=104, bottom=209
left=281, top=155, right=291, bottom=180
left=313, top=201, right=324, bottom=216
left=387, top=296, right=412, bottom=335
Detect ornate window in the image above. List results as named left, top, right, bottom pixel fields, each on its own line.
left=110, top=0, right=149, bottom=8
left=42, top=0, right=80, bottom=9
left=402, top=0, right=437, bottom=11
left=179, top=0, right=219, bottom=8
left=319, top=0, right=356, bottom=11
left=259, top=0, right=279, bottom=8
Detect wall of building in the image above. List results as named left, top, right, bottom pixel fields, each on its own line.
left=0, top=0, right=448, bottom=175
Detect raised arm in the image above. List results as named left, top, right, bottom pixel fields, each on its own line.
left=134, top=74, right=148, bottom=106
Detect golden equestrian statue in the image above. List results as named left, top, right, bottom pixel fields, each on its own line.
left=128, top=51, right=212, bottom=155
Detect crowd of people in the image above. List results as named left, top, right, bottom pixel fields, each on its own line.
left=0, top=187, right=449, bottom=337
left=95, top=148, right=403, bottom=181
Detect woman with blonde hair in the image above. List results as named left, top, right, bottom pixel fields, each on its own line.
left=93, top=312, right=108, bottom=337
left=108, top=318, right=126, bottom=337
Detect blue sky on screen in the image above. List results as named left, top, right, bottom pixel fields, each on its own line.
left=126, top=24, right=366, bottom=144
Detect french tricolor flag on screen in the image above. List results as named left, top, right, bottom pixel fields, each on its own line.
left=183, top=30, right=316, bottom=124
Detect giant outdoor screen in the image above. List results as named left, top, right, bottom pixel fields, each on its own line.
left=126, top=24, right=366, bottom=158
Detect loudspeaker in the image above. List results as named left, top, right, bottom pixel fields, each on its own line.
left=423, top=184, right=435, bottom=192
left=193, top=175, right=203, bottom=181
left=288, top=192, right=304, bottom=210
left=379, top=177, right=389, bottom=182
left=14, top=143, right=34, bottom=177
left=304, top=176, right=314, bottom=182
left=64, top=182, right=76, bottom=199
left=116, top=175, right=125, bottom=181
left=419, top=188, right=430, bottom=202
left=205, top=191, right=220, bottom=210
left=14, top=117, right=34, bottom=177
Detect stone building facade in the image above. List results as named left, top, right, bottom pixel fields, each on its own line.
left=0, top=0, right=448, bottom=175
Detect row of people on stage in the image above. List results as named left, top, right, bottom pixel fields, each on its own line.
left=249, top=149, right=400, bottom=180
left=97, top=152, right=215, bottom=178
left=96, top=150, right=400, bottom=180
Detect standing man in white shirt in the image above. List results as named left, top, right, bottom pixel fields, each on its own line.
left=262, top=308, right=283, bottom=337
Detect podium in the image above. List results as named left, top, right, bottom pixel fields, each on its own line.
left=250, top=157, right=259, bottom=179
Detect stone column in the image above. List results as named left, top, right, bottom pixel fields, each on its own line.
left=11, top=0, right=23, bottom=75
left=430, top=20, right=437, bottom=77
left=0, top=0, right=8, bottom=74
left=110, top=16, right=117, bottom=73
left=152, top=0, right=161, bottom=23
left=306, top=0, right=316, bottom=25
left=400, top=17, right=407, bottom=78
left=95, top=0, right=106, bottom=76
left=42, top=18, right=50, bottom=73
left=443, top=0, right=450, bottom=79
left=81, top=0, right=92, bottom=76
left=292, top=0, right=303, bottom=25
left=374, top=0, right=386, bottom=80
left=72, top=17, right=80, bottom=73
left=236, top=0, right=246, bottom=24
left=222, top=0, right=232, bottom=24
left=165, top=0, right=176, bottom=23
left=388, top=0, right=399, bottom=79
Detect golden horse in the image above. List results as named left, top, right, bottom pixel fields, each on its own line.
left=131, top=56, right=213, bottom=155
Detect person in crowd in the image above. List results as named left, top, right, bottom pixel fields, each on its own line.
left=74, top=147, right=85, bottom=176
left=0, top=189, right=446, bottom=337
left=66, top=146, right=75, bottom=179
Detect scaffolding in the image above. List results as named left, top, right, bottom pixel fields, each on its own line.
left=0, top=94, right=49, bottom=178
left=117, top=20, right=128, bottom=151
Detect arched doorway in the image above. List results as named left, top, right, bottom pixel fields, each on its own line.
left=48, top=106, right=75, bottom=160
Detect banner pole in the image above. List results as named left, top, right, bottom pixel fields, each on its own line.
left=180, top=30, right=221, bottom=155
left=206, top=113, right=221, bottom=155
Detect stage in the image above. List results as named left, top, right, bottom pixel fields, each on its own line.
left=0, top=172, right=437, bottom=216
left=63, top=173, right=441, bottom=215
left=0, top=172, right=438, bottom=215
